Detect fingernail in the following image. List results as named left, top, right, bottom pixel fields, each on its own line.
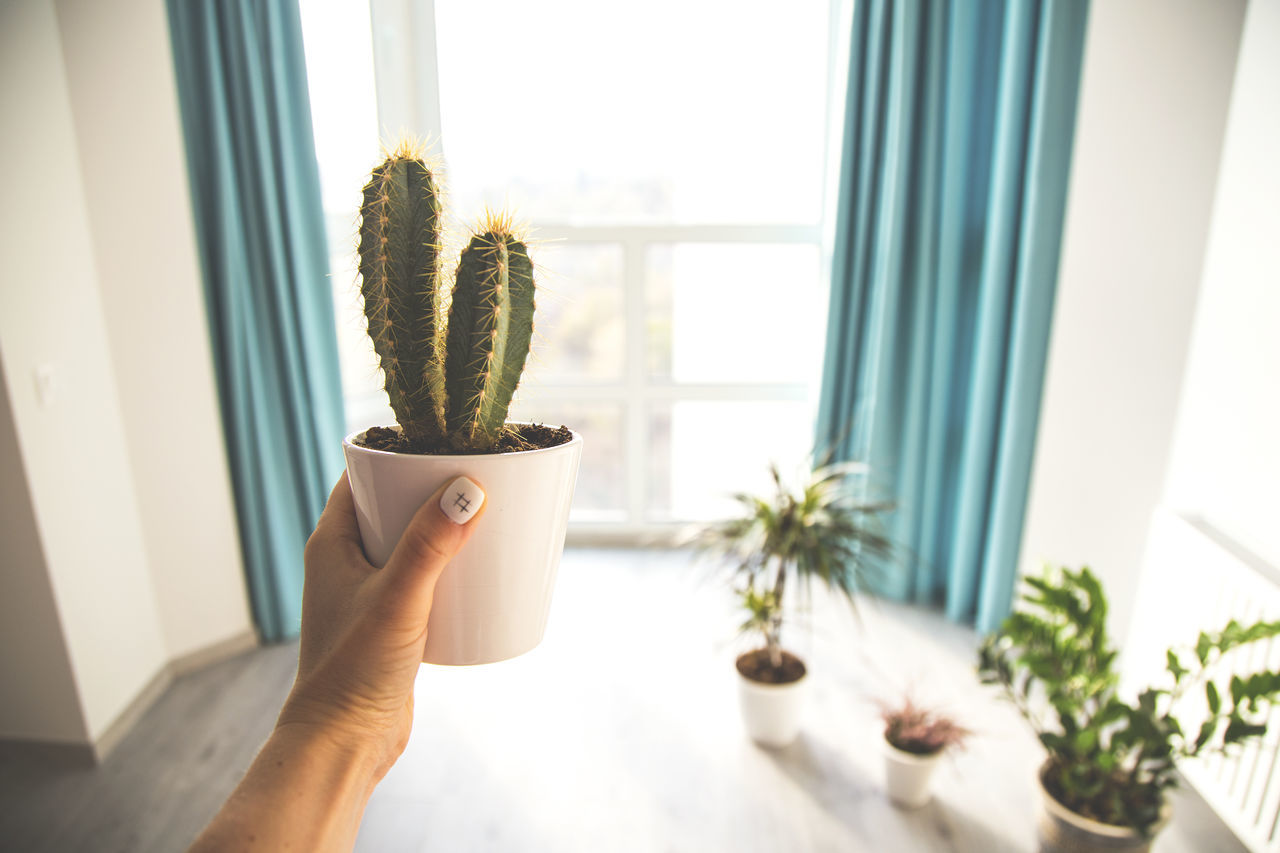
left=440, top=476, right=485, bottom=524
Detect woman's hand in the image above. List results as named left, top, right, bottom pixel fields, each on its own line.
left=189, top=473, right=484, bottom=852
left=281, top=472, right=486, bottom=778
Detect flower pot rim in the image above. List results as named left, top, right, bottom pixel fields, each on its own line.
left=1037, top=758, right=1169, bottom=839
left=343, top=423, right=582, bottom=460
left=883, top=737, right=946, bottom=764
left=735, top=649, right=808, bottom=689
left=737, top=670, right=808, bottom=689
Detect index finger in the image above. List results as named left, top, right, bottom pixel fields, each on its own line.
left=309, top=472, right=364, bottom=553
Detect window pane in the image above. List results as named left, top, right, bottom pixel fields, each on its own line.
left=648, top=244, right=826, bottom=384
left=299, top=0, right=378, bottom=213
left=434, top=0, right=831, bottom=225
left=299, top=0, right=383, bottom=433
left=528, top=243, right=624, bottom=383
left=323, top=214, right=383, bottom=434
left=647, top=401, right=815, bottom=521
left=509, top=400, right=626, bottom=521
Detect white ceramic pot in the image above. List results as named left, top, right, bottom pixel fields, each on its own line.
left=883, top=740, right=943, bottom=808
left=737, top=662, right=807, bottom=747
left=1036, top=761, right=1168, bottom=853
left=343, top=426, right=582, bottom=666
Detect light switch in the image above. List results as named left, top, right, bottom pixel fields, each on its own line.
left=34, top=364, right=57, bottom=407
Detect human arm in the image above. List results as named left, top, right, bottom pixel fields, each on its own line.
left=189, top=472, right=484, bottom=851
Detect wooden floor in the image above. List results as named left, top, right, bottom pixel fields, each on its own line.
left=0, top=548, right=1247, bottom=852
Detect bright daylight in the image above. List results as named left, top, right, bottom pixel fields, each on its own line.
left=3, top=1, right=1278, bottom=852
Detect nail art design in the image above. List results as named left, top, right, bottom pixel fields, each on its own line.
left=441, top=476, right=485, bottom=524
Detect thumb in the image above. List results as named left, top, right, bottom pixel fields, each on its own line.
left=379, top=475, right=487, bottom=618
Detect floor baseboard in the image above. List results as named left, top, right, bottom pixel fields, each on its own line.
left=169, top=629, right=260, bottom=678
left=0, top=629, right=263, bottom=766
left=91, top=665, right=173, bottom=763
left=95, top=629, right=261, bottom=762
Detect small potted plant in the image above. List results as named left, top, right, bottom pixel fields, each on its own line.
left=979, top=564, right=1280, bottom=852
left=880, top=698, right=970, bottom=808
left=342, top=143, right=582, bottom=666
left=694, top=461, right=894, bottom=747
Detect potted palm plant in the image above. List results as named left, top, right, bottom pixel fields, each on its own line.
left=979, top=564, right=1280, bottom=852
left=695, top=461, right=894, bottom=747
left=880, top=698, right=970, bottom=808
left=342, top=143, right=582, bottom=666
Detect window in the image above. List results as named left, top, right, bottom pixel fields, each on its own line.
left=301, top=0, right=846, bottom=535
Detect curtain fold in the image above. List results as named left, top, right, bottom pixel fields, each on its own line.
left=166, top=0, right=345, bottom=641
left=816, top=0, right=1089, bottom=632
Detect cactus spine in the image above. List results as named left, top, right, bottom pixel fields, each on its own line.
left=358, top=148, right=535, bottom=453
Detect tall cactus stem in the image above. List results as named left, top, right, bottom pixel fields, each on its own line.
left=358, top=153, right=447, bottom=449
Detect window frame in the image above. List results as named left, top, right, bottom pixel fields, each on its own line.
left=364, top=0, right=850, bottom=542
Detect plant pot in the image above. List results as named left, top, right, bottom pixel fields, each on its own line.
left=883, top=740, right=943, bottom=808
left=342, top=426, right=582, bottom=666
left=736, top=650, right=807, bottom=747
left=1036, top=761, right=1168, bottom=853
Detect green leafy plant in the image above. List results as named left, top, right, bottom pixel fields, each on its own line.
left=882, top=698, right=971, bottom=756
left=979, top=564, right=1280, bottom=837
left=736, top=584, right=782, bottom=655
left=358, top=143, right=536, bottom=453
left=695, top=461, right=895, bottom=681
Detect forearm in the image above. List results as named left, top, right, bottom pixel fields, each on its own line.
left=189, top=722, right=380, bottom=852
left=191, top=473, right=478, bottom=850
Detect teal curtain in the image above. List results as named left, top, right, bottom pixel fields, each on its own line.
left=166, top=0, right=345, bottom=641
left=815, top=0, right=1089, bottom=632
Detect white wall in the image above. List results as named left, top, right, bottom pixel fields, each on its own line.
left=54, top=0, right=251, bottom=663
left=0, top=0, right=252, bottom=749
left=1018, top=0, right=1247, bottom=643
left=1162, top=0, right=1280, bottom=571
left=0, top=0, right=167, bottom=743
left=0, top=360, right=87, bottom=744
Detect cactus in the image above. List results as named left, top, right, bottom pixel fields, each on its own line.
left=444, top=218, right=536, bottom=451
left=358, top=146, right=535, bottom=453
left=358, top=152, right=447, bottom=448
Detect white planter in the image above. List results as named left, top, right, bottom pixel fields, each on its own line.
left=1036, top=761, right=1168, bottom=853
left=343, top=426, right=582, bottom=666
left=883, top=740, right=943, bottom=808
left=736, top=656, right=807, bottom=747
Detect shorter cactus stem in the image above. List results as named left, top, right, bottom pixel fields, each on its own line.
left=444, top=226, right=535, bottom=451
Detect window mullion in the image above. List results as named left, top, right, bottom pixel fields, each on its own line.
left=369, top=0, right=445, bottom=147
left=623, top=237, right=649, bottom=526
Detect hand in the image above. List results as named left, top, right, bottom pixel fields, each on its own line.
left=279, top=472, right=486, bottom=779
left=189, top=472, right=485, bottom=852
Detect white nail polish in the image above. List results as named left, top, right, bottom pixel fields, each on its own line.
left=441, top=476, right=485, bottom=524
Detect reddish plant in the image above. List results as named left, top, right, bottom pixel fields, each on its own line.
left=882, top=699, right=971, bottom=756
